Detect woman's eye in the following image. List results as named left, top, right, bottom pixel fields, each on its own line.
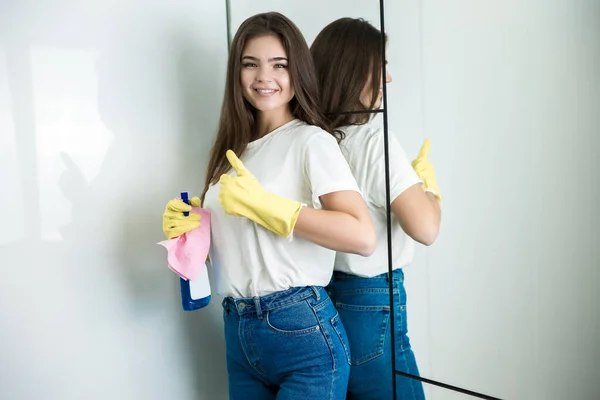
left=242, top=63, right=257, bottom=68
left=274, top=64, right=287, bottom=69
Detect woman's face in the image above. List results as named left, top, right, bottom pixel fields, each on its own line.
left=240, top=35, right=295, bottom=115
left=359, top=64, right=392, bottom=109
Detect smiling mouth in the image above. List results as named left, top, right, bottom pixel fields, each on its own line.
left=254, top=88, right=278, bottom=95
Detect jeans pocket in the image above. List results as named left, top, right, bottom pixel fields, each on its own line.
left=336, top=303, right=391, bottom=365
left=266, top=300, right=321, bottom=336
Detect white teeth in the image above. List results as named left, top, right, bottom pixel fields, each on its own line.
left=257, top=89, right=276, bottom=93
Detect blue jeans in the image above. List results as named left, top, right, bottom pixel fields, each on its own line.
left=222, top=286, right=351, bottom=400
left=327, top=269, right=426, bottom=400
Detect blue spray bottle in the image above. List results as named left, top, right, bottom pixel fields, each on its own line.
left=179, top=191, right=211, bottom=311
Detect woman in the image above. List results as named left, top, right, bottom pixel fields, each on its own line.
left=311, top=18, right=442, bottom=400
left=162, top=12, right=377, bottom=400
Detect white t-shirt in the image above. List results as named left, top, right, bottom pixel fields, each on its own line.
left=203, top=119, right=361, bottom=298
left=334, top=123, right=422, bottom=278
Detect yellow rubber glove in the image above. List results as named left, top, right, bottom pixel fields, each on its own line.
left=162, top=196, right=202, bottom=239
left=218, top=150, right=302, bottom=238
left=412, top=139, right=442, bottom=204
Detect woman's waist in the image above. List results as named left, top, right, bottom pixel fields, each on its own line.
left=221, top=285, right=327, bottom=315
left=333, top=249, right=411, bottom=277
left=332, top=267, right=404, bottom=281
left=212, top=260, right=333, bottom=298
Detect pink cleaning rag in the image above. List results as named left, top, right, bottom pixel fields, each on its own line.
left=157, top=207, right=211, bottom=281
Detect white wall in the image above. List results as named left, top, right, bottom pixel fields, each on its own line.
left=0, top=1, right=229, bottom=399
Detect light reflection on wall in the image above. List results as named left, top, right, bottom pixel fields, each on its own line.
left=0, top=47, right=25, bottom=246
left=30, top=46, right=113, bottom=242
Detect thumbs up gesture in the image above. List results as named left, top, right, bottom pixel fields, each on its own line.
left=412, top=139, right=442, bottom=204
left=218, top=150, right=261, bottom=213
left=218, top=150, right=302, bottom=238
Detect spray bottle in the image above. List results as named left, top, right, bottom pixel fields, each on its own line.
left=178, top=191, right=211, bottom=311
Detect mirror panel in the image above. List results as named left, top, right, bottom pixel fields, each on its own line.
left=399, top=1, right=600, bottom=399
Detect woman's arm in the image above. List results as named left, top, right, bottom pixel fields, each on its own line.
left=294, top=190, right=376, bottom=256
left=391, top=184, right=441, bottom=246
left=393, top=139, right=442, bottom=246
left=217, top=150, right=375, bottom=253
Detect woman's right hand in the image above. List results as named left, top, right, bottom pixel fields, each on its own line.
left=412, top=139, right=442, bottom=204
left=162, top=197, right=202, bottom=239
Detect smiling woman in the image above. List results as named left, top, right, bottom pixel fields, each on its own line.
left=161, top=11, right=377, bottom=400
left=240, top=35, right=295, bottom=135
left=241, top=36, right=294, bottom=137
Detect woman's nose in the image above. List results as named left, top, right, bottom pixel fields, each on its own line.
left=256, top=66, right=273, bottom=83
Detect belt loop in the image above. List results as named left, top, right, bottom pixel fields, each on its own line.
left=253, top=296, right=263, bottom=319
left=311, top=286, right=321, bottom=301
left=222, top=298, right=230, bottom=314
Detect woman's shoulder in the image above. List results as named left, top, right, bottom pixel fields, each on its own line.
left=341, top=123, right=388, bottom=146
left=287, top=119, right=338, bottom=143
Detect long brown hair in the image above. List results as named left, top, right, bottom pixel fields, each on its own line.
left=310, top=18, right=387, bottom=130
left=201, top=12, right=332, bottom=203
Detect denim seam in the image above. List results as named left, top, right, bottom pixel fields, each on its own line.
left=330, top=288, right=400, bottom=296
left=396, top=344, right=417, bottom=399
left=327, top=314, right=339, bottom=400
left=397, top=304, right=407, bottom=350
left=239, top=316, right=266, bottom=378
left=311, top=296, right=331, bottom=312
left=309, top=303, right=337, bottom=399
left=335, top=303, right=391, bottom=312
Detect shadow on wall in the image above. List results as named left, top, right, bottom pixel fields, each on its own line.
left=64, top=22, right=229, bottom=398
left=0, top=5, right=228, bottom=399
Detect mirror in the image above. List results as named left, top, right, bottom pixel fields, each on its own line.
left=228, top=1, right=600, bottom=400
